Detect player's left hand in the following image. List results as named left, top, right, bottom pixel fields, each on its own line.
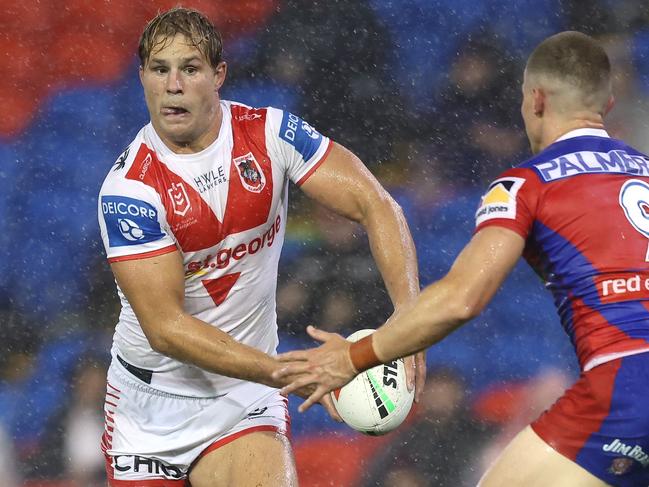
left=273, top=325, right=357, bottom=413
left=404, top=352, right=427, bottom=403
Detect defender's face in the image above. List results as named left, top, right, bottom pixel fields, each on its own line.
left=140, top=34, right=225, bottom=150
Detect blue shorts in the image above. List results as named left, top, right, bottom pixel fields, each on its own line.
left=532, top=352, right=649, bottom=486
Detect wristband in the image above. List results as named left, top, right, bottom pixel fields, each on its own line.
left=349, top=335, right=381, bottom=373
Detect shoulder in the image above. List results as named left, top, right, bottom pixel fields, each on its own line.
left=516, top=136, right=649, bottom=183
left=99, top=127, right=159, bottom=197
left=487, top=164, right=543, bottom=195
left=224, top=100, right=308, bottom=138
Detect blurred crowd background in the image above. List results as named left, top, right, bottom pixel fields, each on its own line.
left=1, top=0, right=649, bottom=485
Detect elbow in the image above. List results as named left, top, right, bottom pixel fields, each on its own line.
left=147, top=332, right=173, bottom=355
left=445, top=283, right=484, bottom=323
left=452, top=299, right=482, bottom=322
left=149, top=338, right=168, bottom=355
left=361, top=188, right=405, bottom=225
left=142, top=321, right=177, bottom=356
left=379, top=190, right=404, bottom=217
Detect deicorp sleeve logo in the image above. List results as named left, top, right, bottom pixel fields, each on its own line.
left=279, top=111, right=323, bottom=162
left=101, top=195, right=165, bottom=247
left=475, top=177, right=525, bottom=226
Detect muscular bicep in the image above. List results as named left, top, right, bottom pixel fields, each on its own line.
left=110, top=251, right=185, bottom=343
left=446, top=226, right=526, bottom=315
left=299, top=142, right=391, bottom=222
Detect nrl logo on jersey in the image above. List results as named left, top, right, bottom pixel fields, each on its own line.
left=167, top=182, right=191, bottom=216
left=234, top=152, right=266, bottom=193
left=475, top=177, right=525, bottom=226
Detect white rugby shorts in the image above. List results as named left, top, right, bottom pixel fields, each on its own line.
left=102, top=358, right=290, bottom=485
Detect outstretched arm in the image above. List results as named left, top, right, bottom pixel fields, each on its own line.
left=299, top=142, right=425, bottom=398
left=275, top=226, right=525, bottom=412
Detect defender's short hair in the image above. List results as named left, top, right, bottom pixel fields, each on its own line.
left=138, top=7, right=223, bottom=69
left=526, top=31, right=611, bottom=95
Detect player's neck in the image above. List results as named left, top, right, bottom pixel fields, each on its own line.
left=539, top=113, right=605, bottom=152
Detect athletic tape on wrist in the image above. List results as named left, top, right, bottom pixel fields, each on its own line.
left=349, top=335, right=381, bottom=372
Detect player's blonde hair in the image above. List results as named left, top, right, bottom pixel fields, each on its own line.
left=138, top=7, right=223, bottom=69
left=526, top=31, right=611, bottom=113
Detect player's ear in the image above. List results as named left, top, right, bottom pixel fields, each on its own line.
left=214, top=61, right=227, bottom=93
left=532, top=88, right=546, bottom=117
left=139, top=65, right=144, bottom=85
left=604, top=94, right=615, bottom=116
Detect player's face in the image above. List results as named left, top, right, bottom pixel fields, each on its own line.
left=140, top=34, right=226, bottom=152
left=520, top=70, right=542, bottom=154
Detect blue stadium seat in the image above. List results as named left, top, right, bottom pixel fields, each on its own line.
left=482, top=0, right=564, bottom=57
left=369, top=0, right=488, bottom=109
left=45, top=87, right=117, bottom=136
left=0, top=144, right=20, bottom=288
left=9, top=332, right=90, bottom=445
left=8, top=189, right=92, bottom=318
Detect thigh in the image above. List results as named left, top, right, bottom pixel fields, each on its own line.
left=479, top=426, right=610, bottom=487
left=103, top=362, right=255, bottom=485
left=189, top=430, right=297, bottom=487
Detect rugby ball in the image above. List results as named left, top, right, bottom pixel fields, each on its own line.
left=331, top=329, right=414, bottom=435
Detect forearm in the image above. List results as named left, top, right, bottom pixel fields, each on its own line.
left=362, top=196, right=419, bottom=307
left=373, top=279, right=468, bottom=362
left=149, top=313, right=282, bottom=388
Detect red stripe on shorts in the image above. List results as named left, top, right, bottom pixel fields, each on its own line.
left=531, top=358, right=622, bottom=460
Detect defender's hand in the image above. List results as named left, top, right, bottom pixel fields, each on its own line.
left=404, top=352, right=427, bottom=403
left=273, top=326, right=357, bottom=413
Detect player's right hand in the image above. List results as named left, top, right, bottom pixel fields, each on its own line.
left=274, top=366, right=343, bottom=422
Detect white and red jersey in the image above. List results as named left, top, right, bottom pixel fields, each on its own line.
left=98, top=101, right=332, bottom=397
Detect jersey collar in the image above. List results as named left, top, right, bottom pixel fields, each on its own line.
left=555, top=128, right=610, bottom=142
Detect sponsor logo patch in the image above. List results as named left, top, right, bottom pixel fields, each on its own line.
left=185, top=215, right=281, bottom=276
left=112, top=455, right=183, bottom=480
left=279, top=111, right=323, bottom=162
left=603, top=438, right=649, bottom=469
left=101, top=196, right=165, bottom=247
left=234, top=152, right=266, bottom=193
left=475, top=177, right=525, bottom=226
left=194, top=166, right=227, bottom=194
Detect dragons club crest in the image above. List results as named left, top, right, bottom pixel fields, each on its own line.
left=234, top=152, right=266, bottom=193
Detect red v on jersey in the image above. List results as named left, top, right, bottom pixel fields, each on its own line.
left=125, top=107, right=274, bottom=252
left=224, top=105, right=273, bottom=235
left=202, top=272, right=242, bottom=306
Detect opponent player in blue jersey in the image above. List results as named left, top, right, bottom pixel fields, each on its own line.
left=276, top=31, right=649, bottom=486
